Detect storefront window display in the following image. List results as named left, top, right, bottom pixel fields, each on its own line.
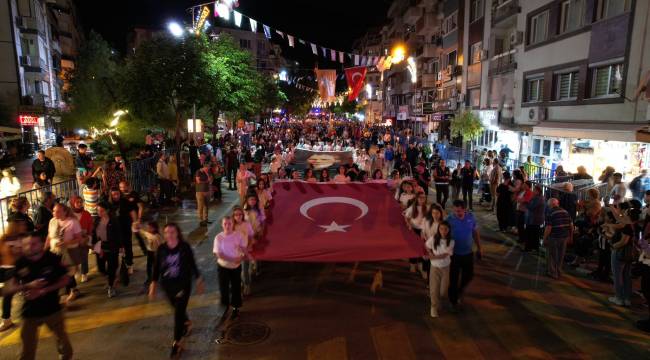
left=565, top=140, right=650, bottom=180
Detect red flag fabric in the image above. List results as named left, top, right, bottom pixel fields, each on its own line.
left=345, top=66, right=367, bottom=101
left=251, top=181, right=424, bottom=262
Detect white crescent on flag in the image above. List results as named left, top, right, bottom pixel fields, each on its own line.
left=299, top=197, right=369, bottom=221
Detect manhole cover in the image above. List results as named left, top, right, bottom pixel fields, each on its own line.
left=225, top=321, right=270, bottom=345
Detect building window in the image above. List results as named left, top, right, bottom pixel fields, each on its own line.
left=526, top=77, right=545, bottom=102
left=559, top=0, right=585, bottom=34
left=596, top=0, right=631, bottom=20
left=469, top=88, right=480, bottom=107
left=555, top=71, right=579, bottom=100
left=239, top=39, right=251, bottom=49
left=591, top=63, right=624, bottom=97
left=442, top=11, right=458, bottom=35
left=470, top=0, right=485, bottom=22
left=529, top=10, right=549, bottom=45
left=470, top=42, right=482, bottom=64
left=443, top=50, right=457, bottom=70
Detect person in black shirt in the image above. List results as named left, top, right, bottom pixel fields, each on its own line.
left=31, top=150, right=55, bottom=182
left=7, top=197, right=35, bottom=232
left=33, top=192, right=55, bottom=237
left=5, top=233, right=72, bottom=360
left=225, top=146, right=239, bottom=190
left=149, top=223, right=204, bottom=358
left=433, top=159, right=451, bottom=208
left=119, top=181, right=143, bottom=271
left=460, top=160, right=478, bottom=211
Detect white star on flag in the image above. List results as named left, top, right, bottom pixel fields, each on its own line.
left=319, top=221, right=351, bottom=233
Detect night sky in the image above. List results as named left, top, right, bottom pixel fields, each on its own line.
left=76, top=0, right=391, bottom=70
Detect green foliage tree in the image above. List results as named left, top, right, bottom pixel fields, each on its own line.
left=255, top=75, right=287, bottom=121
left=331, top=99, right=360, bottom=117
left=279, top=82, right=315, bottom=117
left=450, top=110, right=484, bottom=144
left=200, top=34, right=263, bottom=131
left=121, top=33, right=211, bottom=149
left=62, top=31, right=120, bottom=131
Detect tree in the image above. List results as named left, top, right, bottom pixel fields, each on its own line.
left=255, top=75, right=287, bottom=121
left=450, top=110, right=484, bottom=145
left=121, top=33, right=211, bottom=150
left=279, top=82, right=316, bottom=117
left=62, top=31, right=120, bottom=131
left=199, top=34, right=263, bottom=131
left=331, top=99, right=360, bottom=117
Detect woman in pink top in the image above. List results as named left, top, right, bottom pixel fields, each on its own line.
left=213, top=216, right=247, bottom=317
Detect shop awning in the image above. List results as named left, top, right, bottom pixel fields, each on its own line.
left=532, top=122, right=646, bottom=142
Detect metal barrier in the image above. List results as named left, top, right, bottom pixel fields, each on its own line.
left=0, top=178, right=79, bottom=235
left=125, top=156, right=160, bottom=195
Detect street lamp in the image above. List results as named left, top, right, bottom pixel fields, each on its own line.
left=168, top=22, right=184, bottom=38
left=391, top=44, right=406, bottom=64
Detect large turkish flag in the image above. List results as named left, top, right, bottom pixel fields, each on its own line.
left=251, top=181, right=425, bottom=262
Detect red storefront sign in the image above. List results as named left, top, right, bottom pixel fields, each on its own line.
left=19, top=115, right=39, bottom=126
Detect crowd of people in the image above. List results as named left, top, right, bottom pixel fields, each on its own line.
left=2, top=119, right=650, bottom=359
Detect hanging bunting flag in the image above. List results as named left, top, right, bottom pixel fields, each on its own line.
left=287, top=35, right=295, bottom=47
left=345, top=66, right=368, bottom=101
left=361, top=56, right=367, bottom=66
left=315, top=69, right=337, bottom=103
left=376, top=56, right=393, bottom=72
left=233, top=11, right=242, bottom=27
left=378, top=56, right=385, bottom=67
left=249, top=18, right=257, bottom=33
left=372, top=56, right=379, bottom=65
left=263, top=24, right=271, bottom=39
left=276, top=30, right=285, bottom=38
left=322, top=47, right=327, bottom=57
left=310, top=43, right=318, bottom=55
left=347, top=53, right=353, bottom=59
left=339, top=51, right=344, bottom=63
left=215, top=3, right=231, bottom=20
left=354, top=55, right=360, bottom=66
left=299, top=39, right=306, bottom=45
left=330, top=49, right=337, bottom=62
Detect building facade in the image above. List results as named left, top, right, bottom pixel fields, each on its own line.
left=0, top=0, right=81, bottom=150
left=357, top=0, right=650, bottom=178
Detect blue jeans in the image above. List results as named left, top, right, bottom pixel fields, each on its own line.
left=611, top=250, right=632, bottom=302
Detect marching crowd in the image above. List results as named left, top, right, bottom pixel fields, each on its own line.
left=2, top=119, right=650, bottom=359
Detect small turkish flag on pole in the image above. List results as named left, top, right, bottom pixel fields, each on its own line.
left=251, top=182, right=424, bottom=262
left=344, top=66, right=368, bottom=102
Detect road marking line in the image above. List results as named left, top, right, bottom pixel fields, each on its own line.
left=306, top=336, right=348, bottom=360
left=370, top=323, right=416, bottom=360
left=0, top=294, right=218, bottom=347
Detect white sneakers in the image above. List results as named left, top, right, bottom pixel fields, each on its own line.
left=107, top=287, right=117, bottom=298
left=80, top=274, right=88, bottom=283
left=608, top=296, right=624, bottom=306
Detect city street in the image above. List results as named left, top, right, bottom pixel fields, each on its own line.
left=2, top=0, right=650, bottom=359
left=1, top=187, right=649, bottom=359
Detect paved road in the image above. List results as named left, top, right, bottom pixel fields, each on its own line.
left=1, top=187, right=649, bottom=359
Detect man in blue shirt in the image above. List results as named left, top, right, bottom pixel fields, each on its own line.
left=447, top=200, right=482, bottom=310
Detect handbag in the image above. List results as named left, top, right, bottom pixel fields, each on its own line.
left=119, top=257, right=130, bottom=286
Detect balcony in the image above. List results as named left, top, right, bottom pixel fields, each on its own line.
left=421, top=73, right=436, bottom=88
left=492, top=0, right=520, bottom=27
left=416, top=12, right=438, bottom=35
left=15, top=16, right=43, bottom=34
left=51, top=40, right=61, bottom=54
left=403, top=6, right=423, bottom=25
left=416, top=43, right=437, bottom=58
left=489, top=50, right=517, bottom=76
left=20, top=56, right=45, bottom=73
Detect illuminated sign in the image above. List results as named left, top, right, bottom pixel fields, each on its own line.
left=19, top=115, right=39, bottom=126
left=195, top=6, right=210, bottom=34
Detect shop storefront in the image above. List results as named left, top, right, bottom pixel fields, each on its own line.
left=532, top=122, right=648, bottom=179
left=472, top=110, right=523, bottom=161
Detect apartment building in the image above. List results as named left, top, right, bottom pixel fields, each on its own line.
left=471, top=0, right=650, bottom=177
left=212, top=26, right=287, bottom=76
left=0, top=0, right=81, bottom=149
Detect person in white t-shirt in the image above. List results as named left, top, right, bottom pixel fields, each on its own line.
left=213, top=216, right=247, bottom=315
left=232, top=207, right=254, bottom=296
left=425, top=220, right=454, bottom=318
left=333, top=165, right=351, bottom=183
left=46, top=203, right=83, bottom=304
